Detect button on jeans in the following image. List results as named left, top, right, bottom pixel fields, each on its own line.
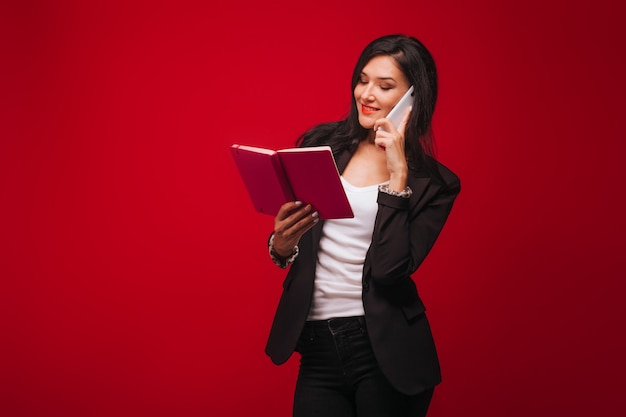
left=293, top=316, right=433, bottom=417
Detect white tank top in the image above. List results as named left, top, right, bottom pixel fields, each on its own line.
left=307, top=177, right=385, bottom=320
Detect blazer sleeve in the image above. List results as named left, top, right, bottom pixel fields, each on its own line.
left=368, top=165, right=461, bottom=285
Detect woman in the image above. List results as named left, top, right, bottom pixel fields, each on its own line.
left=265, top=34, right=460, bottom=417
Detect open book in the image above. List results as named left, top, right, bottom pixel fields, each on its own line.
left=230, top=144, right=354, bottom=219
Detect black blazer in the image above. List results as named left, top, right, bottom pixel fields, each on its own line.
left=265, top=148, right=461, bottom=395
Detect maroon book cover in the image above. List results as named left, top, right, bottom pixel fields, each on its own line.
left=230, top=144, right=353, bottom=219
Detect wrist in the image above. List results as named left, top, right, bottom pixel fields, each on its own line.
left=388, top=172, right=408, bottom=192
left=268, top=234, right=299, bottom=268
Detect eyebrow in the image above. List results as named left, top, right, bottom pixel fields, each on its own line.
left=360, top=72, right=397, bottom=82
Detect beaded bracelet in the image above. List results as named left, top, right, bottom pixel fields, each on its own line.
left=268, top=233, right=299, bottom=269
left=378, top=184, right=413, bottom=198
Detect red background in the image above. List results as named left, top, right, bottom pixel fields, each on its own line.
left=1, top=1, right=624, bottom=416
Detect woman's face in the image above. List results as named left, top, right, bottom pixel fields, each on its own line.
left=354, top=55, right=411, bottom=130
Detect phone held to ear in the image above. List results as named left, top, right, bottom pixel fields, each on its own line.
left=384, top=85, right=414, bottom=130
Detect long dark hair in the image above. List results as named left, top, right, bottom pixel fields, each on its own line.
left=297, top=34, right=439, bottom=171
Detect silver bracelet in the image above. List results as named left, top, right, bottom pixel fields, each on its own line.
left=378, top=184, right=413, bottom=198
left=268, top=234, right=299, bottom=269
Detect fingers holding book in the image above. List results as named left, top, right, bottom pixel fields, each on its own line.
left=272, top=201, right=319, bottom=257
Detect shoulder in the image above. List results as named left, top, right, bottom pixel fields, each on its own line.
left=434, top=159, right=460, bottom=190
left=298, top=121, right=342, bottom=147
left=413, top=157, right=461, bottom=194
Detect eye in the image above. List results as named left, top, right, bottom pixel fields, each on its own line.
left=380, top=86, right=392, bottom=91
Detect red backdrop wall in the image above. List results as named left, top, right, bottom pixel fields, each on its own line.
left=2, top=1, right=624, bottom=416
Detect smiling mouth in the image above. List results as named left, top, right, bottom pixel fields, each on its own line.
left=361, top=104, right=379, bottom=115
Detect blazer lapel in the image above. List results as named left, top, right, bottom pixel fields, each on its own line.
left=336, top=149, right=352, bottom=174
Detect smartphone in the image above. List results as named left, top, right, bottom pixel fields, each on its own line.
left=385, top=85, right=414, bottom=129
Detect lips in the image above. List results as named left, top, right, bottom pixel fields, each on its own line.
left=361, top=104, right=379, bottom=115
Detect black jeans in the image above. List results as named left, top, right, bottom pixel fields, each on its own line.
left=293, top=316, right=434, bottom=417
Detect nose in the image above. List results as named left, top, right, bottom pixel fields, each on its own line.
left=360, top=84, right=375, bottom=101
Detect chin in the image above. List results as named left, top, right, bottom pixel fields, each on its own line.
left=358, top=116, right=375, bottom=130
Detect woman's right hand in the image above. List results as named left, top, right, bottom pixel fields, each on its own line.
left=272, top=201, right=319, bottom=257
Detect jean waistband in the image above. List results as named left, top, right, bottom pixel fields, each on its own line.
left=305, top=316, right=366, bottom=334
